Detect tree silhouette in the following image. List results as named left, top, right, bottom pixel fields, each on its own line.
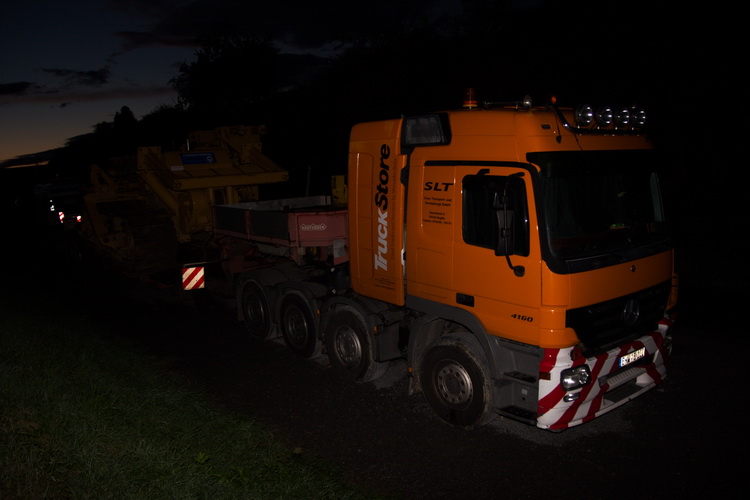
left=171, top=33, right=280, bottom=125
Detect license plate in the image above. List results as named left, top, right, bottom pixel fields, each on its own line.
left=619, top=347, right=646, bottom=368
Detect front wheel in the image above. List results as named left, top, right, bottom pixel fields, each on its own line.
left=325, top=307, right=387, bottom=383
left=420, top=339, right=495, bottom=428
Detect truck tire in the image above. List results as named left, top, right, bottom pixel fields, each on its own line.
left=420, top=338, right=495, bottom=428
left=241, top=281, right=272, bottom=340
left=325, top=307, right=388, bottom=383
left=280, top=293, right=322, bottom=359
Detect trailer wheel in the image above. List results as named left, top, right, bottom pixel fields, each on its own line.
left=420, top=338, right=495, bottom=428
left=241, top=281, right=272, bottom=340
left=280, top=294, right=322, bottom=358
left=325, top=307, right=387, bottom=382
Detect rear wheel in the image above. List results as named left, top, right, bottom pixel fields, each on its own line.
left=280, top=294, right=322, bottom=358
left=420, top=338, right=495, bottom=428
left=325, top=307, right=387, bottom=382
left=241, top=281, right=272, bottom=340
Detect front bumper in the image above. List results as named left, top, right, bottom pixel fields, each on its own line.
left=536, top=318, right=672, bottom=430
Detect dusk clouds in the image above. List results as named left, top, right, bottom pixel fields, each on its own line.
left=42, top=67, right=112, bottom=88
left=0, top=0, right=459, bottom=160
left=1, top=0, right=453, bottom=108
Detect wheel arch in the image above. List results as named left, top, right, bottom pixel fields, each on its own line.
left=320, top=295, right=375, bottom=342
left=278, top=280, right=328, bottom=337
left=321, top=295, right=393, bottom=382
left=405, top=295, right=500, bottom=395
left=406, top=295, right=545, bottom=425
left=321, top=294, right=402, bottom=359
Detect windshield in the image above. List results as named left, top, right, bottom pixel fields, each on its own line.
left=530, top=150, right=669, bottom=262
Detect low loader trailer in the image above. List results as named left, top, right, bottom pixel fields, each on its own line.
left=186, top=94, right=677, bottom=430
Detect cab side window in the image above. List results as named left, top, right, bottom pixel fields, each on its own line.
left=462, top=174, right=529, bottom=256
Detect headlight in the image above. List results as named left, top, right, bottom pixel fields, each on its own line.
left=560, top=365, right=591, bottom=390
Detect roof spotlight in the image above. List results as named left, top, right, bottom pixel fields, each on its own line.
left=614, top=108, right=631, bottom=128
left=575, top=105, right=594, bottom=127
left=632, top=108, right=647, bottom=128
left=596, top=107, right=613, bottom=127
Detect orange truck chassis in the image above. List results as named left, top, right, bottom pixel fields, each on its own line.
left=188, top=95, right=677, bottom=430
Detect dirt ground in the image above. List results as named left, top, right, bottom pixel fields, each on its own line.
left=14, top=252, right=744, bottom=500
left=4, top=188, right=746, bottom=500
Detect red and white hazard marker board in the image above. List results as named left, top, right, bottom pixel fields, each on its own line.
left=182, top=266, right=205, bottom=290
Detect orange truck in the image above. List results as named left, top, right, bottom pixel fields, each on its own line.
left=188, top=93, right=677, bottom=430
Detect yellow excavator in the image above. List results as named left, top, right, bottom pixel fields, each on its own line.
left=79, top=125, right=288, bottom=275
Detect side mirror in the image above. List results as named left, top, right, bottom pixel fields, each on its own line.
left=493, top=175, right=526, bottom=277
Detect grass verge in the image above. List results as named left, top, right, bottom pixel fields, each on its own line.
left=0, top=299, right=381, bottom=499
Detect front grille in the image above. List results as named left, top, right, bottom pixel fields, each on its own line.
left=567, top=281, right=670, bottom=354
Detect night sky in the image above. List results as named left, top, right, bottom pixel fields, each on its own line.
left=0, top=1, right=739, bottom=167
left=0, top=0, right=459, bottom=162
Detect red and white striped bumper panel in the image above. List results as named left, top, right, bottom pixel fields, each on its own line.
left=536, top=318, right=672, bottom=430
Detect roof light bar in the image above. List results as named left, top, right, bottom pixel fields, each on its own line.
left=572, top=104, right=647, bottom=132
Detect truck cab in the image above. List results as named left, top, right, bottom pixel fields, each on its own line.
left=348, top=98, right=675, bottom=429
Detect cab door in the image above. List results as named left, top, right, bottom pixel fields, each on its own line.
left=452, top=164, right=542, bottom=344
left=406, top=161, right=543, bottom=345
